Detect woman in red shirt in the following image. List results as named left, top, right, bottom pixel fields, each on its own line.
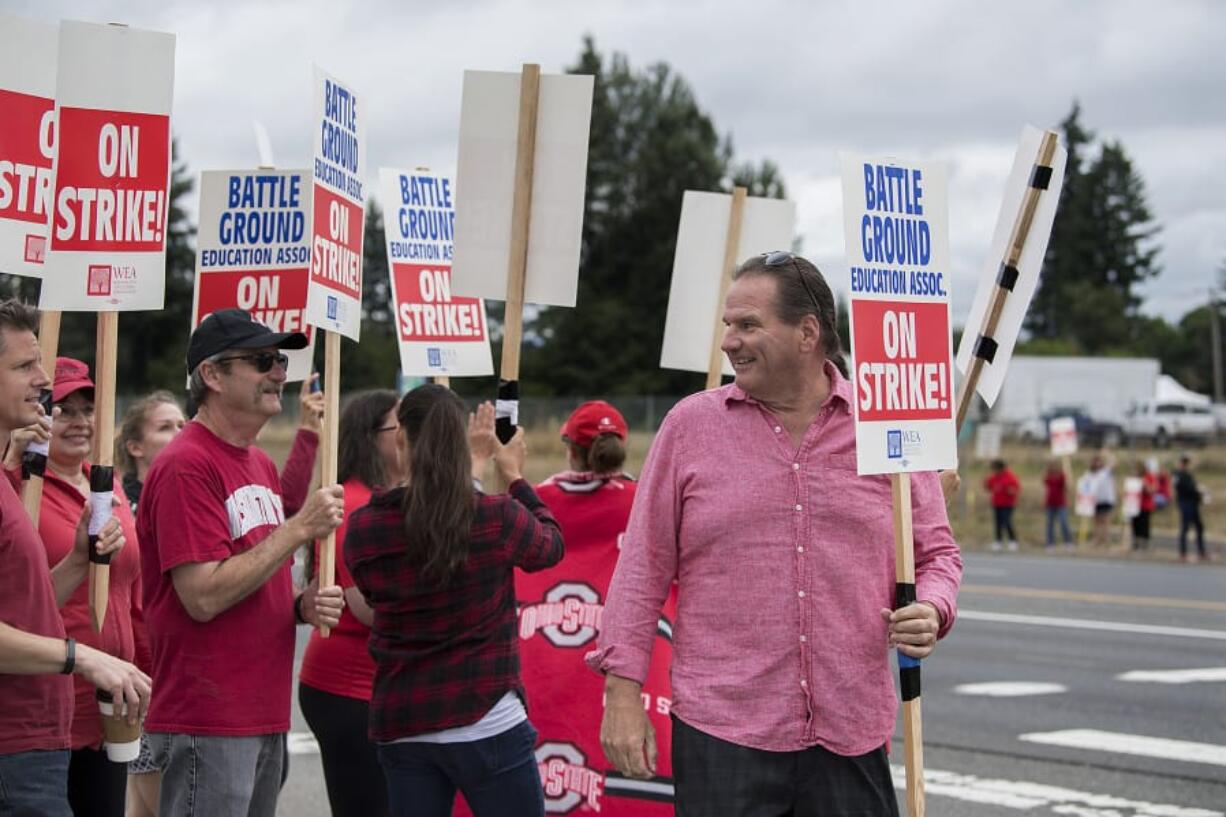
left=345, top=384, right=563, bottom=817
left=3, top=358, right=143, bottom=817
left=298, top=389, right=400, bottom=817
left=1131, top=461, right=1157, bottom=550
left=1043, top=459, right=1073, bottom=549
left=984, top=459, right=1021, bottom=551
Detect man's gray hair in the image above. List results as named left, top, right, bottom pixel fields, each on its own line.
left=187, top=352, right=230, bottom=406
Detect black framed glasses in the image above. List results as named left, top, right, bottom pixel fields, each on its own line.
left=761, top=251, right=822, bottom=315
left=214, top=351, right=289, bottom=373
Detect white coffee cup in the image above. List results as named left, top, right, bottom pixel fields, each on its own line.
left=97, top=691, right=141, bottom=763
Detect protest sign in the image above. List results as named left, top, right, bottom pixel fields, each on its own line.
left=1049, top=415, right=1078, bottom=457
left=660, top=190, right=796, bottom=382
left=380, top=167, right=492, bottom=377
left=1122, top=476, right=1143, bottom=519
left=192, top=170, right=314, bottom=381
left=40, top=21, right=175, bottom=311
left=843, top=154, right=957, bottom=476
left=974, top=423, right=1002, bottom=460
left=450, top=69, right=593, bottom=307
left=450, top=65, right=593, bottom=443
left=305, top=66, right=365, bottom=340
left=0, top=15, right=57, bottom=278
left=1074, top=474, right=1097, bottom=518
left=955, top=128, right=1066, bottom=423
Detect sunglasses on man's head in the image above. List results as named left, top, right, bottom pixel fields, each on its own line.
left=759, top=251, right=822, bottom=314
left=214, top=351, right=290, bottom=373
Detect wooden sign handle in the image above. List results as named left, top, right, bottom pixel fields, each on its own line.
left=891, top=472, right=925, bottom=817
left=21, top=311, right=63, bottom=525
left=954, top=130, right=1060, bottom=433
left=317, top=330, right=341, bottom=637
left=496, top=63, right=541, bottom=443
left=705, top=187, right=748, bottom=391
left=89, top=312, right=119, bottom=633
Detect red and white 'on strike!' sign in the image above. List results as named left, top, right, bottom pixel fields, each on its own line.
left=852, top=299, right=952, bottom=421
left=394, top=264, right=486, bottom=343
left=51, top=110, right=169, bottom=252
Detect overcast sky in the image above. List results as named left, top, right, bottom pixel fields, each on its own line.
left=13, top=0, right=1226, bottom=326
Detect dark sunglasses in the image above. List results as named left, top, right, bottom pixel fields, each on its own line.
left=214, top=351, right=289, bottom=373
left=761, top=251, right=823, bottom=315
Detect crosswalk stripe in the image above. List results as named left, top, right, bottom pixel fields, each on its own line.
left=1118, top=667, right=1226, bottom=684
left=287, top=732, right=319, bottom=755
left=1019, top=729, right=1226, bottom=767
left=892, top=765, right=1222, bottom=816
left=960, top=609, right=1226, bottom=640
left=954, top=681, right=1067, bottom=697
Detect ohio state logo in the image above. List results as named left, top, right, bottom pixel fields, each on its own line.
left=537, top=742, right=603, bottom=813
left=519, top=582, right=603, bottom=647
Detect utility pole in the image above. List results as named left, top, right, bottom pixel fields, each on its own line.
left=1211, top=288, right=1223, bottom=403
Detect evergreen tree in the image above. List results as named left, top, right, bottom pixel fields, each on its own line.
left=520, top=37, right=785, bottom=396
left=1025, top=103, right=1161, bottom=352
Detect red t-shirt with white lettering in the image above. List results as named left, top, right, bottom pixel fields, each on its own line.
left=137, top=421, right=295, bottom=735
left=0, top=471, right=72, bottom=754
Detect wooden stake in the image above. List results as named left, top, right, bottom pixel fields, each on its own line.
left=433, top=375, right=450, bottom=388
left=891, top=471, right=924, bottom=817
left=705, top=186, right=748, bottom=391
left=89, top=312, right=118, bottom=633
left=494, top=64, right=540, bottom=443
left=317, top=330, right=341, bottom=637
left=21, top=310, right=62, bottom=524
left=954, top=131, right=1060, bottom=433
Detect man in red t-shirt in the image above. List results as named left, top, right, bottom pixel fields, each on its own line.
left=137, top=309, right=346, bottom=816
left=0, top=299, right=149, bottom=816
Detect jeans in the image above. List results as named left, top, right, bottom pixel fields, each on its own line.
left=0, top=749, right=72, bottom=817
left=146, top=732, right=285, bottom=817
left=993, top=506, right=1017, bottom=542
left=1178, top=500, right=1206, bottom=557
left=378, top=720, right=543, bottom=817
left=1046, top=506, right=1072, bottom=545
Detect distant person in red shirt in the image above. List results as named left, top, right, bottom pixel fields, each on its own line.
left=1131, top=462, right=1157, bottom=551
left=0, top=299, right=148, bottom=817
left=985, top=459, right=1021, bottom=551
left=1043, top=459, right=1073, bottom=550
left=345, top=384, right=563, bottom=817
left=137, top=309, right=345, bottom=816
left=299, top=389, right=401, bottom=817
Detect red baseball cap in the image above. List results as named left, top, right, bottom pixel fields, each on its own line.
left=52, top=357, right=94, bottom=403
left=561, top=401, right=627, bottom=448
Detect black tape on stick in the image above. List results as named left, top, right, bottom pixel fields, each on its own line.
left=87, top=465, right=115, bottom=566
left=973, top=335, right=999, bottom=364
left=996, top=262, right=1020, bottom=292
left=1029, top=164, right=1053, bottom=190
left=894, top=581, right=922, bottom=700
left=22, top=389, right=53, bottom=479
left=495, top=379, right=519, bottom=444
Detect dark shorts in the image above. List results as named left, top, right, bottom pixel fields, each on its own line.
left=671, top=716, right=899, bottom=817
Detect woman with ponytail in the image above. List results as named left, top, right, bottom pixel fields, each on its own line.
left=344, top=384, right=564, bottom=817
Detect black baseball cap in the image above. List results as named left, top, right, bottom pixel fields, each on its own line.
left=187, top=308, right=308, bottom=373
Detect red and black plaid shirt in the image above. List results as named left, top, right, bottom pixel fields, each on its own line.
left=344, top=478, right=564, bottom=740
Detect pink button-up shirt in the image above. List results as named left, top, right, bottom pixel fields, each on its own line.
left=587, top=364, right=962, bottom=755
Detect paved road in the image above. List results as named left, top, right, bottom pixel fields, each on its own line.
left=278, top=553, right=1226, bottom=815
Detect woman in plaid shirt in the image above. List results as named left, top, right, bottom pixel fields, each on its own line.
left=345, top=384, right=564, bottom=817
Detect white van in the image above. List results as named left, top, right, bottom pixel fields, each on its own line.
left=1124, top=400, right=1216, bottom=446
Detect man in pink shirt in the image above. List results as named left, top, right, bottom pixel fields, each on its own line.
left=589, top=253, right=962, bottom=816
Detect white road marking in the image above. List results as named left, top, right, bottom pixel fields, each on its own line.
left=954, top=681, right=1068, bottom=697
left=960, top=609, right=1226, bottom=641
left=1019, top=729, right=1226, bottom=768
left=1118, top=667, right=1226, bottom=684
left=287, top=732, right=319, bottom=755
left=893, top=765, right=1223, bottom=816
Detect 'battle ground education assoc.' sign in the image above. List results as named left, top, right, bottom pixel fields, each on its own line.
left=191, top=169, right=314, bottom=381
left=306, top=67, right=365, bottom=340
left=842, top=155, right=957, bottom=475
left=380, top=168, right=492, bottom=377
